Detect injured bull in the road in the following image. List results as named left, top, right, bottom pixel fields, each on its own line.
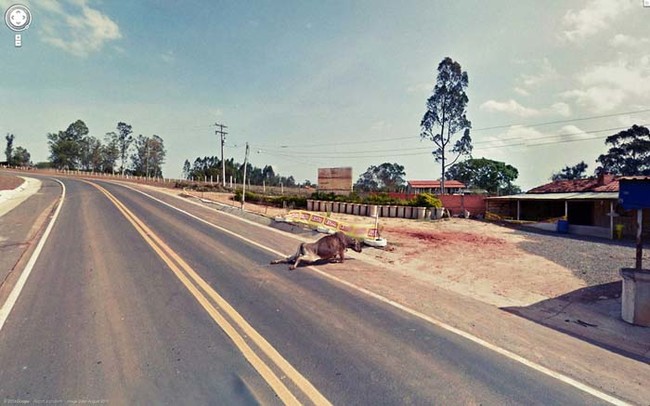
left=270, top=231, right=363, bottom=270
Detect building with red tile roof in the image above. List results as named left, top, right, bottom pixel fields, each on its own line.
left=484, top=173, right=648, bottom=239
left=407, top=180, right=466, bottom=195
left=528, top=174, right=619, bottom=193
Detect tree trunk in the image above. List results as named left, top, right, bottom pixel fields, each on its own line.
left=441, top=148, right=445, bottom=195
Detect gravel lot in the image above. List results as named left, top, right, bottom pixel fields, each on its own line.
left=513, top=227, right=650, bottom=286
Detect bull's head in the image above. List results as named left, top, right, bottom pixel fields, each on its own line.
left=351, top=238, right=362, bottom=253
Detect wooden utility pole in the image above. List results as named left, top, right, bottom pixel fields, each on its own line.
left=241, top=142, right=250, bottom=210
left=215, top=123, right=228, bottom=187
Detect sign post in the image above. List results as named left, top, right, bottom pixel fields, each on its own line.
left=618, top=177, right=650, bottom=326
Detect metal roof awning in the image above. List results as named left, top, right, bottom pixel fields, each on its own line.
left=486, top=192, right=619, bottom=201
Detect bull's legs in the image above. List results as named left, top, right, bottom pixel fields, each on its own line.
left=289, top=256, right=303, bottom=270
left=337, top=248, right=345, bottom=263
left=270, top=245, right=302, bottom=265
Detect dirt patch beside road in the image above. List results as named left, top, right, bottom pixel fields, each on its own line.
left=374, top=219, right=588, bottom=307
left=0, top=174, right=23, bottom=191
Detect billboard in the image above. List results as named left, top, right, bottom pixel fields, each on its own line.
left=318, top=167, right=352, bottom=195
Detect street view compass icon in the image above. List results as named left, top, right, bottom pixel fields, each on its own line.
left=4, top=4, right=32, bottom=47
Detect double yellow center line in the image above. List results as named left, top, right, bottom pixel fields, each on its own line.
left=86, top=181, right=331, bottom=406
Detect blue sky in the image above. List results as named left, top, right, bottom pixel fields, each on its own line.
left=2, top=0, right=650, bottom=190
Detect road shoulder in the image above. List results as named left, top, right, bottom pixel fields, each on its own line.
left=0, top=178, right=61, bottom=308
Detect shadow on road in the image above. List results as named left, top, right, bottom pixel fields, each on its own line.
left=503, top=282, right=650, bottom=364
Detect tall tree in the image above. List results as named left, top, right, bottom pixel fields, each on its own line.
left=596, top=124, right=650, bottom=176
left=551, top=161, right=589, bottom=181
left=102, top=133, right=120, bottom=173
left=182, top=159, right=191, bottom=180
left=355, top=162, right=406, bottom=192
left=4, top=133, right=14, bottom=165
left=446, top=158, right=519, bottom=195
left=262, top=165, right=276, bottom=182
left=355, top=167, right=380, bottom=192
left=79, top=136, right=103, bottom=171
left=116, top=122, right=133, bottom=175
left=420, top=57, right=472, bottom=194
left=47, top=120, right=89, bottom=169
left=131, top=134, right=166, bottom=177
left=12, top=146, right=31, bottom=166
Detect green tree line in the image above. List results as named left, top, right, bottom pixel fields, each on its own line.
left=46, top=119, right=166, bottom=177
left=182, top=156, right=297, bottom=187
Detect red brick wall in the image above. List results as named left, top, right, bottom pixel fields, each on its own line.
left=439, top=195, right=486, bottom=216
left=385, top=193, right=486, bottom=216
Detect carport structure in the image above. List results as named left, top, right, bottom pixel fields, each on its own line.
left=484, top=173, right=650, bottom=239
left=486, top=191, right=619, bottom=239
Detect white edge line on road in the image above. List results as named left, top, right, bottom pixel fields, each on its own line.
left=113, top=182, right=630, bottom=406
left=0, top=178, right=66, bottom=333
left=123, top=182, right=307, bottom=242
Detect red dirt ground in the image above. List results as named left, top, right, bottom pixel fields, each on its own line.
left=0, top=174, right=23, bottom=191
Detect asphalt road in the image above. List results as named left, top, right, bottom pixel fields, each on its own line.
left=0, top=177, right=615, bottom=405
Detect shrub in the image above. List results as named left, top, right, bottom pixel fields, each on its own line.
left=233, top=189, right=307, bottom=209
left=310, top=191, right=337, bottom=201
left=363, top=193, right=394, bottom=205
left=233, top=189, right=258, bottom=203
left=412, top=193, right=442, bottom=208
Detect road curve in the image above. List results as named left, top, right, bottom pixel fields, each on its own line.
left=0, top=177, right=615, bottom=405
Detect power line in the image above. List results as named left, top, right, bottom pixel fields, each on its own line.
left=251, top=107, right=650, bottom=149
left=255, top=123, right=642, bottom=157
left=256, top=123, right=648, bottom=160
left=474, top=107, right=650, bottom=132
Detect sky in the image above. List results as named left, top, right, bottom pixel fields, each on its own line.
left=1, top=0, right=650, bottom=191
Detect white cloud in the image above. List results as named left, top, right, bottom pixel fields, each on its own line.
left=520, top=58, right=557, bottom=88
left=480, top=99, right=540, bottom=117
left=513, top=87, right=530, bottom=97
left=484, top=125, right=588, bottom=149
left=476, top=126, right=546, bottom=151
left=610, top=33, right=650, bottom=48
left=512, top=58, right=558, bottom=97
left=561, top=87, right=626, bottom=113
left=550, top=102, right=572, bottom=117
left=562, top=0, right=633, bottom=43
left=39, top=0, right=122, bottom=57
left=581, top=58, right=650, bottom=95
left=558, top=125, right=590, bottom=141
left=562, top=55, right=650, bottom=113
left=513, top=126, right=549, bottom=146
left=481, top=99, right=574, bottom=118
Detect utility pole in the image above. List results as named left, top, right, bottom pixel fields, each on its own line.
left=215, top=123, right=228, bottom=187
left=241, top=142, right=250, bottom=210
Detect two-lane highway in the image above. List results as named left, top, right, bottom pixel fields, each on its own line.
left=0, top=177, right=619, bottom=404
